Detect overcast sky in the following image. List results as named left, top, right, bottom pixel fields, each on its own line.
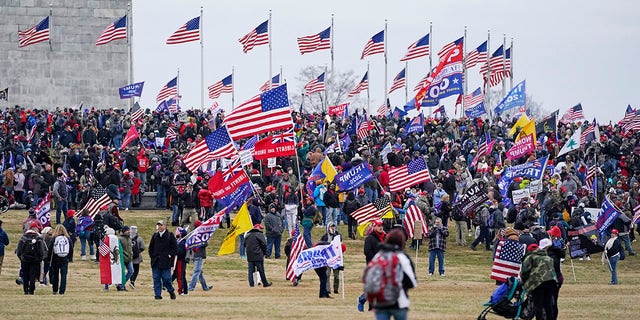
left=131, top=0, right=639, bottom=123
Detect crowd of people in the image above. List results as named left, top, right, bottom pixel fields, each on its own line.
left=1, top=103, right=638, bottom=318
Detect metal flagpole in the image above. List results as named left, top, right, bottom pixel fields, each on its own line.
left=231, top=66, right=235, bottom=108
left=268, top=10, right=273, bottom=90
left=502, top=34, right=506, bottom=97
left=404, top=61, right=408, bottom=102
left=128, top=2, right=134, bottom=109
left=280, top=65, right=283, bottom=84
left=49, top=3, right=53, bottom=108
left=486, top=30, right=491, bottom=121
left=324, top=65, right=328, bottom=112
left=330, top=14, right=335, bottom=73
left=510, top=37, right=514, bottom=89
left=366, top=61, right=370, bottom=114
left=200, top=6, right=204, bottom=110
left=429, top=22, right=433, bottom=72
left=384, top=20, right=388, bottom=103
left=463, top=26, right=468, bottom=119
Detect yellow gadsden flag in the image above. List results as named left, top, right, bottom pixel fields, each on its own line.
left=516, top=118, right=536, bottom=143
left=218, top=203, right=253, bottom=256
left=508, top=114, right=530, bottom=137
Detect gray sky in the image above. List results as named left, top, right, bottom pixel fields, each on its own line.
left=132, top=0, right=639, bottom=123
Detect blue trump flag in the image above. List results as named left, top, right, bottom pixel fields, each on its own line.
left=465, top=102, right=487, bottom=118
left=403, top=113, right=424, bottom=137
left=119, top=81, right=145, bottom=99
left=335, top=162, right=374, bottom=191
left=498, top=156, right=548, bottom=207
left=217, top=181, right=252, bottom=209
left=494, top=80, right=526, bottom=115
left=596, top=196, right=622, bottom=239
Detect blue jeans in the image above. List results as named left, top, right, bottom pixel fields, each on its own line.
left=188, top=257, right=208, bottom=290
left=303, top=225, right=313, bottom=248
left=156, top=184, right=166, bottom=207
left=247, top=261, right=268, bottom=287
left=266, top=234, right=282, bottom=258
left=172, top=204, right=180, bottom=224
left=365, top=187, right=378, bottom=203
left=429, top=249, right=445, bottom=275
left=55, top=199, right=68, bottom=224
left=121, top=192, right=131, bottom=209
left=152, top=267, right=175, bottom=297
left=79, top=230, right=94, bottom=256
left=619, top=234, right=635, bottom=255
left=325, top=207, right=339, bottom=226
left=113, top=134, right=123, bottom=150
left=50, top=260, right=68, bottom=294
left=239, top=234, right=246, bottom=257
left=119, top=261, right=133, bottom=288
left=609, top=255, right=619, bottom=284
left=375, top=308, right=408, bottom=320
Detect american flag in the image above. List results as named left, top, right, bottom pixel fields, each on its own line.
left=241, top=136, right=258, bottom=153
left=166, top=96, right=180, bottom=114
left=400, top=33, right=430, bottom=61
left=389, top=157, right=431, bottom=192
left=465, top=41, right=487, bottom=68
left=413, top=72, right=432, bottom=92
left=166, top=16, right=200, bottom=44
left=377, top=98, right=391, bottom=118
left=166, top=127, right=177, bottom=141
left=480, top=45, right=511, bottom=87
left=351, top=197, right=391, bottom=225
left=470, top=132, right=495, bottom=167
left=490, top=239, right=526, bottom=283
left=619, top=105, right=635, bottom=127
left=632, top=204, right=640, bottom=225
left=348, top=72, right=368, bottom=97
left=361, top=30, right=385, bottom=59
left=585, top=165, right=596, bottom=193
left=156, top=77, right=178, bottom=102
left=259, top=74, right=280, bottom=92
left=96, top=15, right=127, bottom=45
left=77, top=193, right=111, bottom=219
left=464, top=87, right=484, bottom=108
left=130, top=102, right=144, bottom=122
left=389, top=68, right=406, bottom=94
left=624, top=110, right=640, bottom=133
left=437, top=36, right=463, bottom=58
left=18, top=16, right=50, bottom=48
left=98, top=239, right=111, bottom=257
left=559, top=104, right=585, bottom=123
left=304, top=73, right=325, bottom=95
left=239, top=20, right=269, bottom=53
left=297, top=26, right=331, bottom=54
left=183, top=126, right=238, bottom=173
left=580, top=120, right=596, bottom=145
left=431, top=105, right=445, bottom=116
left=286, top=224, right=307, bottom=281
left=224, top=84, right=292, bottom=140
left=27, top=125, right=37, bottom=143
left=208, top=74, right=233, bottom=99
left=403, top=201, right=429, bottom=239
left=357, top=119, right=372, bottom=140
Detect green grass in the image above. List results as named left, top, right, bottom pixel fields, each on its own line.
left=0, top=209, right=638, bottom=319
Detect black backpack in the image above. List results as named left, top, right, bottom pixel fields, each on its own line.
left=131, top=236, right=141, bottom=259
left=21, top=237, right=42, bottom=263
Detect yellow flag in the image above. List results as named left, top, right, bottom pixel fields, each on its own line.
left=516, top=118, right=536, bottom=143
left=357, top=221, right=372, bottom=237
left=381, top=207, right=394, bottom=219
left=508, top=114, right=530, bottom=137
left=320, top=155, right=337, bottom=183
left=218, top=203, right=254, bottom=256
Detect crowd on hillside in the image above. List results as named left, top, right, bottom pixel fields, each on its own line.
left=1, top=104, right=637, bottom=316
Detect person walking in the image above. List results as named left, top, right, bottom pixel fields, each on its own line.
left=264, top=203, right=284, bottom=259
left=148, top=220, right=177, bottom=300
left=0, top=219, right=9, bottom=276
left=427, top=217, right=449, bottom=277
left=188, top=221, right=212, bottom=292
left=603, top=229, right=623, bottom=285
left=116, top=226, right=134, bottom=291
left=244, top=224, right=272, bottom=288
left=358, top=219, right=386, bottom=312
left=129, top=225, right=145, bottom=289
left=47, top=225, right=72, bottom=295
left=320, top=222, right=342, bottom=294
left=521, top=243, right=558, bottom=320
left=16, top=222, right=46, bottom=295
left=76, top=210, right=94, bottom=261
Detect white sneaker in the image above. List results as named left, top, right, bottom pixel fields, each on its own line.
left=125, top=208, right=129, bottom=211
left=579, top=257, right=583, bottom=261
left=81, top=255, right=87, bottom=261
left=428, top=273, right=433, bottom=276
left=90, top=255, right=96, bottom=261
left=586, top=256, right=591, bottom=261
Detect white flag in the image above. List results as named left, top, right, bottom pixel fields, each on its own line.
left=557, top=127, right=581, bottom=157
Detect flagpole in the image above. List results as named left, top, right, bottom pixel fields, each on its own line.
left=384, top=20, right=388, bottom=104
left=330, top=14, right=334, bottom=73
left=510, top=37, right=514, bottom=90
left=462, top=26, right=468, bottom=119
left=128, top=3, right=134, bottom=109
left=49, top=3, right=53, bottom=108
left=200, top=6, right=204, bottom=110
left=502, top=34, right=507, bottom=97
left=366, top=61, right=370, bottom=114
left=486, top=30, right=492, bottom=121
left=268, top=10, right=272, bottom=90
left=177, top=68, right=180, bottom=115
left=324, top=65, right=328, bottom=113
left=280, top=65, right=283, bottom=84
left=429, top=22, right=433, bottom=72
left=404, top=61, right=408, bottom=102
left=231, top=66, right=235, bottom=108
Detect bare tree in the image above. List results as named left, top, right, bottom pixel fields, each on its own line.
left=291, top=66, right=365, bottom=114
left=486, top=88, right=548, bottom=119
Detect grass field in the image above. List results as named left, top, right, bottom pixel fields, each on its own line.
left=0, top=209, right=637, bottom=319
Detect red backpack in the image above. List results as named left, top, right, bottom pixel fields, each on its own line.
left=362, top=250, right=403, bottom=308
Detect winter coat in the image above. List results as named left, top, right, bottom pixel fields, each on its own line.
left=244, top=228, right=267, bottom=262
left=148, top=230, right=177, bottom=269
left=373, top=243, right=417, bottom=310
left=264, top=211, right=285, bottom=237
left=198, top=189, right=213, bottom=207
left=520, top=249, right=557, bottom=293
left=427, top=225, right=449, bottom=251
left=131, top=234, right=146, bottom=264
left=0, top=227, right=9, bottom=256
left=118, top=234, right=133, bottom=264
left=363, top=230, right=385, bottom=263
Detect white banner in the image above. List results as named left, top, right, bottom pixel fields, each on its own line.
left=177, top=112, right=188, bottom=123
left=527, top=180, right=542, bottom=196
left=293, top=236, right=343, bottom=276
left=239, top=150, right=253, bottom=167
left=512, top=189, right=531, bottom=205
left=267, top=157, right=276, bottom=168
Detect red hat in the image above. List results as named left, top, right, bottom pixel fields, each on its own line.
left=194, top=220, right=202, bottom=228
left=196, top=176, right=203, bottom=181
left=371, top=219, right=383, bottom=227
left=611, top=229, right=619, bottom=234
left=527, top=243, right=539, bottom=252
left=29, top=221, right=39, bottom=229
left=548, top=226, right=562, bottom=238
left=100, top=205, right=109, bottom=211
left=253, top=224, right=263, bottom=230
left=67, top=210, right=75, bottom=218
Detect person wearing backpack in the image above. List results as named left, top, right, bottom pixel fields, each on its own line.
left=47, top=225, right=72, bottom=295
left=470, top=204, right=492, bottom=251
left=358, top=219, right=386, bottom=312
left=52, top=172, right=69, bottom=225
left=129, top=226, right=145, bottom=289
left=76, top=209, right=95, bottom=261
left=363, top=228, right=417, bottom=319
left=16, top=222, right=46, bottom=294
left=62, top=210, right=77, bottom=263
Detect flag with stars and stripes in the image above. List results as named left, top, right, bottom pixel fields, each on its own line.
left=403, top=201, right=428, bottom=239
left=490, top=239, right=526, bottom=283
left=401, top=33, right=429, bottom=61
left=389, top=157, right=431, bottom=192
left=357, top=119, right=372, bottom=140
left=224, top=84, right=292, bottom=140
left=351, top=196, right=392, bottom=225
left=156, top=77, right=178, bottom=102
left=470, top=132, right=495, bottom=167
left=464, top=87, right=484, bottom=108
left=377, top=98, right=391, bottom=118
left=259, top=74, right=280, bottom=92
left=361, top=30, right=385, bottom=59
left=27, top=125, right=37, bottom=143
left=437, top=36, right=463, bottom=58
left=130, top=102, right=144, bottom=122
left=304, top=73, right=325, bottom=95
left=286, top=223, right=308, bottom=281
left=183, top=126, right=238, bottom=173
left=559, top=104, right=585, bottom=124
left=480, top=45, right=511, bottom=87
left=297, top=26, right=331, bottom=55
left=18, top=16, right=50, bottom=48
left=77, top=193, right=112, bottom=219
left=239, top=20, right=269, bottom=53
left=465, top=41, right=487, bottom=68
left=389, top=68, right=406, bottom=94
left=348, top=72, right=368, bottom=97
left=208, top=74, right=233, bottom=99
left=96, top=15, right=127, bottom=45
left=585, top=165, right=597, bottom=195
left=166, top=16, right=200, bottom=44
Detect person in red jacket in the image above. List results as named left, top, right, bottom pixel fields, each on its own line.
left=378, top=165, right=390, bottom=192
left=131, top=175, right=143, bottom=208
left=198, top=184, right=214, bottom=220
left=137, top=150, right=149, bottom=188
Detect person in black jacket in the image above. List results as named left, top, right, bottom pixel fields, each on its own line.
left=244, top=224, right=272, bottom=287
left=16, top=223, right=46, bottom=295
left=343, top=191, right=360, bottom=240
left=179, top=183, right=200, bottom=229
left=148, top=220, right=177, bottom=300
left=540, top=237, right=565, bottom=319
left=604, top=229, right=623, bottom=285
left=358, top=219, right=386, bottom=312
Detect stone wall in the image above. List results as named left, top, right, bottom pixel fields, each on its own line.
left=0, top=0, right=129, bottom=109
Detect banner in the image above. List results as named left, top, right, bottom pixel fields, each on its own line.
left=218, top=203, right=253, bottom=256
left=511, top=189, right=531, bottom=205
left=528, top=179, right=542, bottom=196
left=335, top=162, right=374, bottom=191
left=328, top=103, right=349, bottom=117
left=239, top=150, right=253, bottom=167
left=454, top=183, right=489, bottom=216
left=120, top=125, right=139, bottom=151
left=35, top=193, right=51, bottom=227
left=185, top=210, right=226, bottom=249
left=118, top=81, right=144, bottom=99
left=498, top=156, right=548, bottom=206
left=421, top=63, right=463, bottom=107
left=253, top=133, right=296, bottom=160
left=208, top=163, right=251, bottom=198
left=506, top=134, right=535, bottom=161
left=217, top=181, right=252, bottom=209
left=464, top=102, right=487, bottom=118
left=596, top=196, right=622, bottom=237
left=293, top=235, right=343, bottom=276
left=177, top=112, right=188, bottom=123
left=567, top=224, right=604, bottom=259
left=494, top=80, right=525, bottom=115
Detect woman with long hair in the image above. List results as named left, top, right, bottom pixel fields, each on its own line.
left=47, top=224, right=72, bottom=294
